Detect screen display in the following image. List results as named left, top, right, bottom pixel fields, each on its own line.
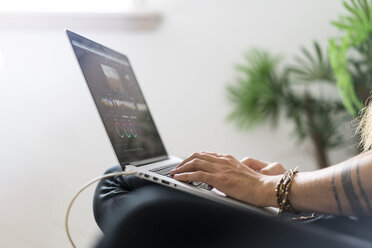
left=68, top=31, right=167, bottom=166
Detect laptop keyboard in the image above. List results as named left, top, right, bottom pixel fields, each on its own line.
left=150, top=164, right=212, bottom=190
left=150, top=164, right=177, bottom=177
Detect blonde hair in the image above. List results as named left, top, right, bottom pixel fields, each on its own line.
left=358, top=100, right=372, bottom=151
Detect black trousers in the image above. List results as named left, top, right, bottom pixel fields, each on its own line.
left=93, top=166, right=372, bottom=248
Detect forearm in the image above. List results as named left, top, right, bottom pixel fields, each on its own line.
left=171, top=151, right=372, bottom=215
left=289, top=150, right=372, bottom=216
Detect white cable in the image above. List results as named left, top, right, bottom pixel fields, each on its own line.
left=65, top=171, right=135, bottom=248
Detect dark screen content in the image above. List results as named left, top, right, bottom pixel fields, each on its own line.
left=71, top=39, right=167, bottom=165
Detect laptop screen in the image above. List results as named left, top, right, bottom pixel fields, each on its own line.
left=67, top=31, right=167, bottom=166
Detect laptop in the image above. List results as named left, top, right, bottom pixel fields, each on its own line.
left=66, top=30, right=273, bottom=216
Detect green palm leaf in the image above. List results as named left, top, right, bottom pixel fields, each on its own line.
left=289, top=41, right=334, bottom=82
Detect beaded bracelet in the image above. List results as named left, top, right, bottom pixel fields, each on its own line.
left=275, top=168, right=298, bottom=214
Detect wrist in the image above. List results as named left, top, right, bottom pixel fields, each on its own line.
left=260, top=175, right=281, bottom=207
left=289, top=171, right=310, bottom=213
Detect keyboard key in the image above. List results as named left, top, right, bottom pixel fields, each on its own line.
left=150, top=164, right=178, bottom=177
left=198, top=183, right=212, bottom=191
left=192, top=182, right=202, bottom=187
left=199, top=183, right=208, bottom=189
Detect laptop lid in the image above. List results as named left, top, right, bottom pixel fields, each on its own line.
left=66, top=30, right=168, bottom=169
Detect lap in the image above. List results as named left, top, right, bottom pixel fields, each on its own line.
left=93, top=166, right=372, bottom=248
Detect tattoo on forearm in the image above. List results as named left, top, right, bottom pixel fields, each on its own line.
left=341, top=162, right=365, bottom=215
left=331, top=171, right=344, bottom=215
left=356, top=159, right=372, bottom=214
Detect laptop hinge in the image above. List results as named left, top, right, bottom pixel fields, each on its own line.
left=120, top=162, right=130, bottom=171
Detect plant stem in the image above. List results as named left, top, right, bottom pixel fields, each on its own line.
left=304, top=95, right=329, bottom=169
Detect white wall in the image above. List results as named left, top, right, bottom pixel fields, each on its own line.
left=0, top=1, right=353, bottom=247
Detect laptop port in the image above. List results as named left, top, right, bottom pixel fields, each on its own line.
left=144, top=174, right=149, bottom=178
left=161, top=180, right=169, bottom=185
left=153, top=177, right=158, bottom=181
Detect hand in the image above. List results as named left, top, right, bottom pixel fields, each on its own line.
left=240, top=157, right=286, bottom=176
left=170, top=152, right=281, bottom=207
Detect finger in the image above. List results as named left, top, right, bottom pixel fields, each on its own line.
left=174, top=171, right=215, bottom=185
left=260, top=162, right=286, bottom=175
left=171, top=159, right=216, bottom=175
left=240, top=157, right=268, bottom=171
left=204, top=152, right=240, bottom=167
left=201, top=151, right=224, bottom=157
left=176, top=152, right=224, bottom=169
left=220, top=153, right=239, bottom=163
